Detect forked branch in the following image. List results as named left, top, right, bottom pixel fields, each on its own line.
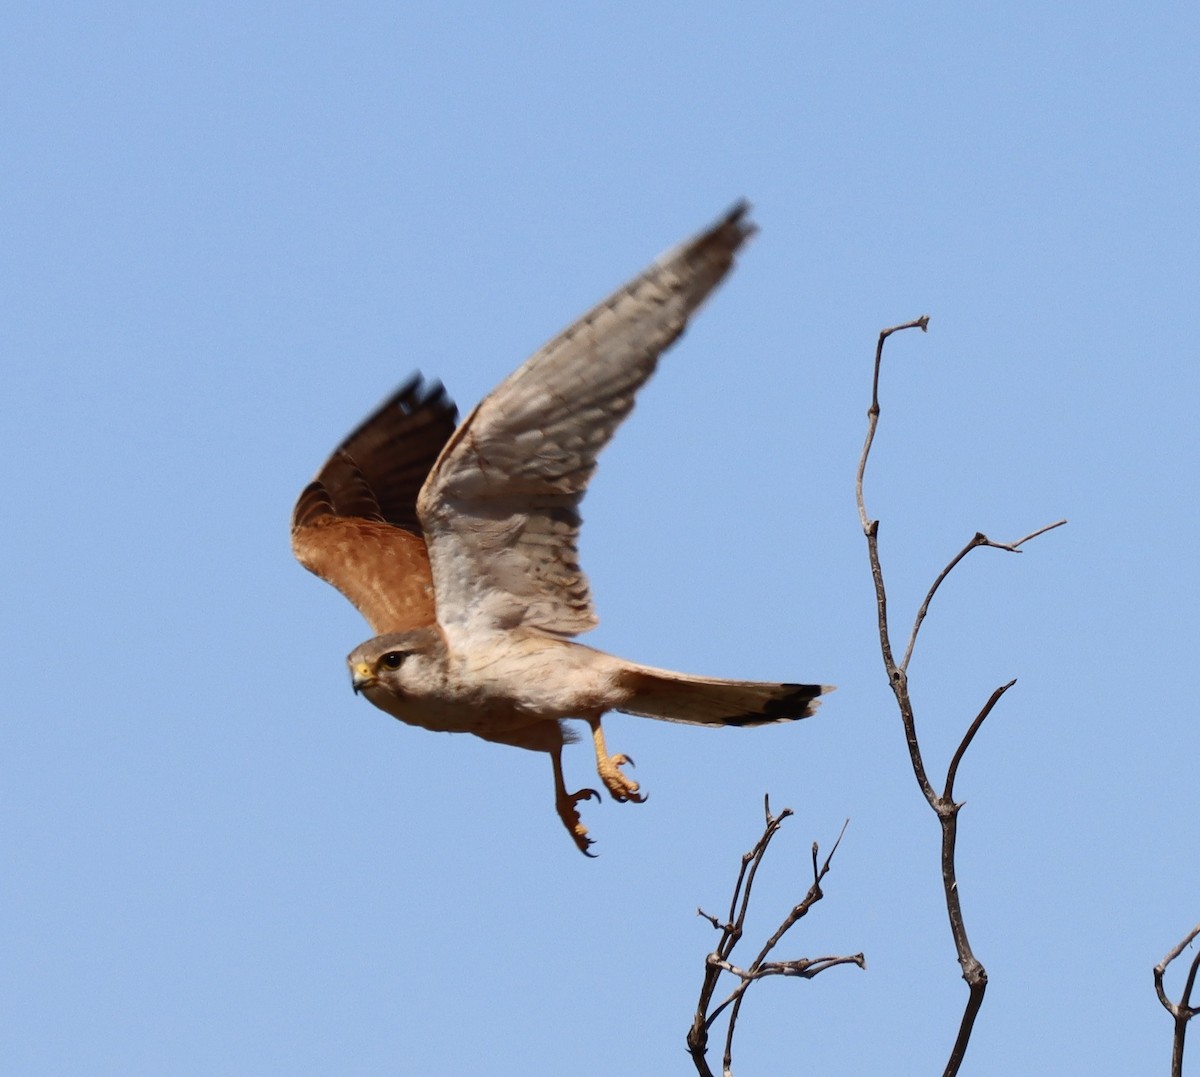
left=1155, top=922, right=1200, bottom=1077
left=687, top=799, right=863, bottom=1077
left=856, top=317, right=1064, bottom=1077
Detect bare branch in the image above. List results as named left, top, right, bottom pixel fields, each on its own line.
left=687, top=811, right=862, bottom=1077
left=1155, top=923, right=1200, bottom=1077
left=990, top=519, right=1070, bottom=550
left=944, top=680, right=1015, bottom=802
left=855, top=317, right=1062, bottom=1077
left=856, top=315, right=929, bottom=533
left=901, top=521, right=1067, bottom=672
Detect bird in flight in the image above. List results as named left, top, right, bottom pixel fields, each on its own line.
left=291, top=202, right=832, bottom=853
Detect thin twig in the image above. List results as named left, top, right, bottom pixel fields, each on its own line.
left=901, top=522, right=1067, bottom=672
left=944, top=680, right=1015, bottom=802
left=687, top=809, right=863, bottom=1077
left=855, top=316, right=1063, bottom=1077
left=855, top=315, right=930, bottom=536
left=1155, top=923, right=1200, bottom=1077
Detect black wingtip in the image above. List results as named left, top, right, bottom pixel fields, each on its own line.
left=344, top=373, right=457, bottom=447
left=717, top=199, right=757, bottom=246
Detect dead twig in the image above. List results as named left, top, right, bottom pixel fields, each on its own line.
left=686, top=799, right=863, bottom=1077
left=856, top=316, right=1063, bottom=1077
left=902, top=523, right=1066, bottom=672
left=1155, top=922, right=1200, bottom=1077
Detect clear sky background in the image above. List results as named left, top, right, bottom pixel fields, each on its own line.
left=4, top=3, right=1197, bottom=1075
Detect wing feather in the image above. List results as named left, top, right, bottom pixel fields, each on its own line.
left=291, top=375, right=459, bottom=634
left=418, top=202, right=755, bottom=638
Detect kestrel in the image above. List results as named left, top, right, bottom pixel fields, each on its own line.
left=291, top=203, right=832, bottom=853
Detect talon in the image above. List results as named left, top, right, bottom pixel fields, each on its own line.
left=552, top=748, right=602, bottom=856
left=597, top=755, right=644, bottom=804
left=569, top=815, right=597, bottom=856
left=557, top=785, right=601, bottom=855
left=585, top=716, right=646, bottom=809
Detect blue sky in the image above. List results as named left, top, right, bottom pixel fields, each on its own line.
left=4, top=3, right=1197, bottom=1074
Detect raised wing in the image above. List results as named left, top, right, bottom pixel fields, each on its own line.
left=292, top=375, right=459, bottom=634
left=417, top=202, right=755, bottom=639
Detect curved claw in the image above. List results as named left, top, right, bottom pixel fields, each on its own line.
left=558, top=785, right=602, bottom=856
left=598, top=755, right=644, bottom=804
left=571, top=820, right=597, bottom=857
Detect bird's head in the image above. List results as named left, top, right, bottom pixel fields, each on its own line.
left=347, top=628, right=447, bottom=700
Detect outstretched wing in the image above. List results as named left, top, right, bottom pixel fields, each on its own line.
left=417, top=202, right=755, bottom=639
left=291, top=375, right=459, bottom=634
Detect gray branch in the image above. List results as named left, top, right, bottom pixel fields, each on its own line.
left=686, top=801, right=863, bottom=1077
left=855, top=316, right=1064, bottom=1077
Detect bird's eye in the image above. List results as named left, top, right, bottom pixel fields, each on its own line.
left=379, top=652, right=405, bottom=670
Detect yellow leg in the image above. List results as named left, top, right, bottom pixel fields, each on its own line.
left=551, top=746, right=599, bottom=856
left=587, top=714, right=645, bottom=804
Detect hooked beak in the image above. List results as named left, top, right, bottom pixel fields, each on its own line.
left=351, top=662, right=376, bottom=695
